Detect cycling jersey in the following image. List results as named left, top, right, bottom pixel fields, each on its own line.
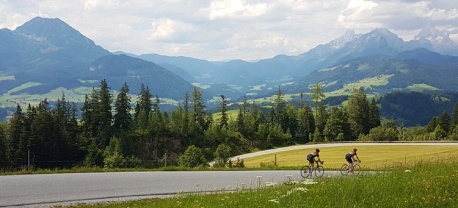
left=307, top=151, right=319, bottom=163
left=345, top=151, right=356, bottom=163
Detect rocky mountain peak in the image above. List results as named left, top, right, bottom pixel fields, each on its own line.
left=13, top=16, right=109, bottom=58
left=413, top=27, right=458, bottom=55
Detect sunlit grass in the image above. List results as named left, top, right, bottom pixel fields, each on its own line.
left=326, top=74, right=393, bottom=97
left=407, top=83, right=439, bottom=91
left=242, top=145, right=458, bottom=170
left=5, top=82, right=42, bottom=94
left=0, top=75, right=15, bottom=81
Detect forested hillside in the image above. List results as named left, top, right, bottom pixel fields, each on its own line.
left=1, top=81, right=457, bottom=171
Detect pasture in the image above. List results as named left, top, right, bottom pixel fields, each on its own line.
left=241, top=144, right=458, bottom=170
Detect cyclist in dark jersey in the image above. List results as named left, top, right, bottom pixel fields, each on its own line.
left=345, top=148, right=361, bottom=173
left=307, top=148, right=323, bottom=171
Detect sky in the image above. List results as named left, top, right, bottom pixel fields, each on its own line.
left=1, top=0, right=458, bottom=61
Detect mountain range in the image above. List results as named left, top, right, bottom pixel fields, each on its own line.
left=1, top=16, right=458, bottom=124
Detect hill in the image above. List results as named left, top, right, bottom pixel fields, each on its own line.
left=0, top=17, right=209, bottom=113
left=2, top=17, right=458, bottom=125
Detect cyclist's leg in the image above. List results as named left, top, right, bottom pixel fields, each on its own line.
left=345, top=157, right=353, bottom=172
left=308, top=160, right=314, bottom=172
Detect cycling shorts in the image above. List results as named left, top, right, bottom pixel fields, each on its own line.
left=345, top=153, right=353, bottom=163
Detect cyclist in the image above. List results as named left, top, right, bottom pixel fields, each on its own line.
left=345, top=148, right=361, bottom=173
left=307, top=148, right=323, bottom=172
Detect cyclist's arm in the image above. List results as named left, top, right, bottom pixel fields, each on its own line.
left=316, top=156, right=323, bottom=163
left=355, top=155, right=360, bottom=161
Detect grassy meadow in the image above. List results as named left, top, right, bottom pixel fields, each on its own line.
left=241, top=145, right=458, bottom=170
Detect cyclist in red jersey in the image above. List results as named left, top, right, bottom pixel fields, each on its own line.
left=345, top=148, right=361, bottom=173
left=307, top=148, right=323, bottom=171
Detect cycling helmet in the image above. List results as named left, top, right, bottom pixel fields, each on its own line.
left=316, top=148, right=320, bottom=153
left=353, top=148, right=357, bottom=152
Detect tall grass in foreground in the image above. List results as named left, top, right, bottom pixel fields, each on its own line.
left=63, top=161, right=458, bottom=208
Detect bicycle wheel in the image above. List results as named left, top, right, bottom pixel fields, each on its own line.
left=300, top=166, right=312, bottom=178
left=315, top=166, right=325, bottom=178
left=340, top=164, right=349, bottom=175
left=353, top=164, right=361, bottom=175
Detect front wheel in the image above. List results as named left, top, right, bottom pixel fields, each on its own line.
left=340, top=164, right=349, bottom=175
left=300, top=166, right=312, bottom=178
left=353, top=164, right=361, bottom=175
left=315, top=166, right=325, bottom=178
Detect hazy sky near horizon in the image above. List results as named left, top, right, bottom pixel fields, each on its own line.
left=1, top=0, right=458, bottom=61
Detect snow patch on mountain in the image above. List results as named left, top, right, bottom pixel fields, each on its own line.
left=329, top=29, right=361, bottom=49
left=414, top=27, right=458, bottom=55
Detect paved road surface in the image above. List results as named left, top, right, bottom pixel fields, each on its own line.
left=1, top=170, right=334, bottom=207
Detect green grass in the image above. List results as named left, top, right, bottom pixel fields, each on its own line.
left=6, top=82, right=43, bottom=94
left=0, top=75, right=15, bottom=81
left=326, top=74, right=393, bottom=97
left=59, top=160, right=458, bottom=208
left=407, top=83, right=439, bottom=91
left=242, top=145, right=458, bottom=170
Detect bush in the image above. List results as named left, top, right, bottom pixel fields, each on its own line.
left=178, top=145, right=207, bottom=168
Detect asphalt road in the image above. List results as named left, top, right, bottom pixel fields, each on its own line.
left=1, top=170, right=333, bottom=208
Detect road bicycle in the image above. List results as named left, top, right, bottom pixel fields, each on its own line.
left=300, top=160, right=324, bottom=178
left=340, top=159, right=361, bottom=175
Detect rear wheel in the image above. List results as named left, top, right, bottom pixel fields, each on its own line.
left=315, top=166, right=325, bottom=178
left=300, top=166, right=312, bottom=178
left=340, top=164, right=349, bottom=175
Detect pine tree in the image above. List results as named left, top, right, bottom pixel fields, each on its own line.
left=347, top=88, right=371, bottom=139
left=311, top=83, right=326, bottom=141
left=297, top=104, right=315, bottom=143
left=452, top=101, right=458, bottom=125
left=30, top=99, right=56, bottom=168
left=323, top=107, right=351, bottom=141
left=426, top=117, right=439, bottom=132
left=7, top=104, right=27, bottom=166
left=0, top=122, right=8, bottom=167
left=439, top=111, right=452, bottom=133
left=191, top=86, right=207, bottom=130
left=219, top=95, right=229, bottom=129
left=81, top=94, right=92, bottom=138
left=369, top=98, right=381, bottom=129
left=272, top=87, right=286, bottom=126
left=284, top=104, right=298, bottom=139
left=96, top=79, right=113, bottom=148
left=113, top=83, right=132, bottom=135
left=135, top=84, right=152, bottom=129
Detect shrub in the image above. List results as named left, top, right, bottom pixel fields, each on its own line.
left=178, top=145, right=207, bottom=168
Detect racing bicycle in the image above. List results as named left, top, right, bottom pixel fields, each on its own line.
left=301, top=160, right=324, bottom=178
left=340, top=159, right=361, bottom=175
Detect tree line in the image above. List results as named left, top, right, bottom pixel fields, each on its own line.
left=0, top=81, right=457, bottom=170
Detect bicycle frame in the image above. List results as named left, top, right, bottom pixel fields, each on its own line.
left=301, top=160, right=324, bottom=178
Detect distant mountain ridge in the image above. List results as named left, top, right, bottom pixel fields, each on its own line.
left=133, top=27, right=458, bottom=96
left=1, top=16, right=458, bottom=122
left=0, top=17, right=207, bottom=108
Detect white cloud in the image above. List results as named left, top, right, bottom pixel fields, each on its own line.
left=1, top=0, right=458, bottom=61
left=149, top=18, right=195, bottom=41
left=338, top=0, right=379, bottom=29
left=207, top=0, right=269, bottom=20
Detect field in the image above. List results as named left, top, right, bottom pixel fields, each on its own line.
left=59, top=144, right=458, bottom=208
left=241, top=144, right=458, bottom=170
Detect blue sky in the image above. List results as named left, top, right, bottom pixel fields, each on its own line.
left=1, top=0, right=457, bottom=61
